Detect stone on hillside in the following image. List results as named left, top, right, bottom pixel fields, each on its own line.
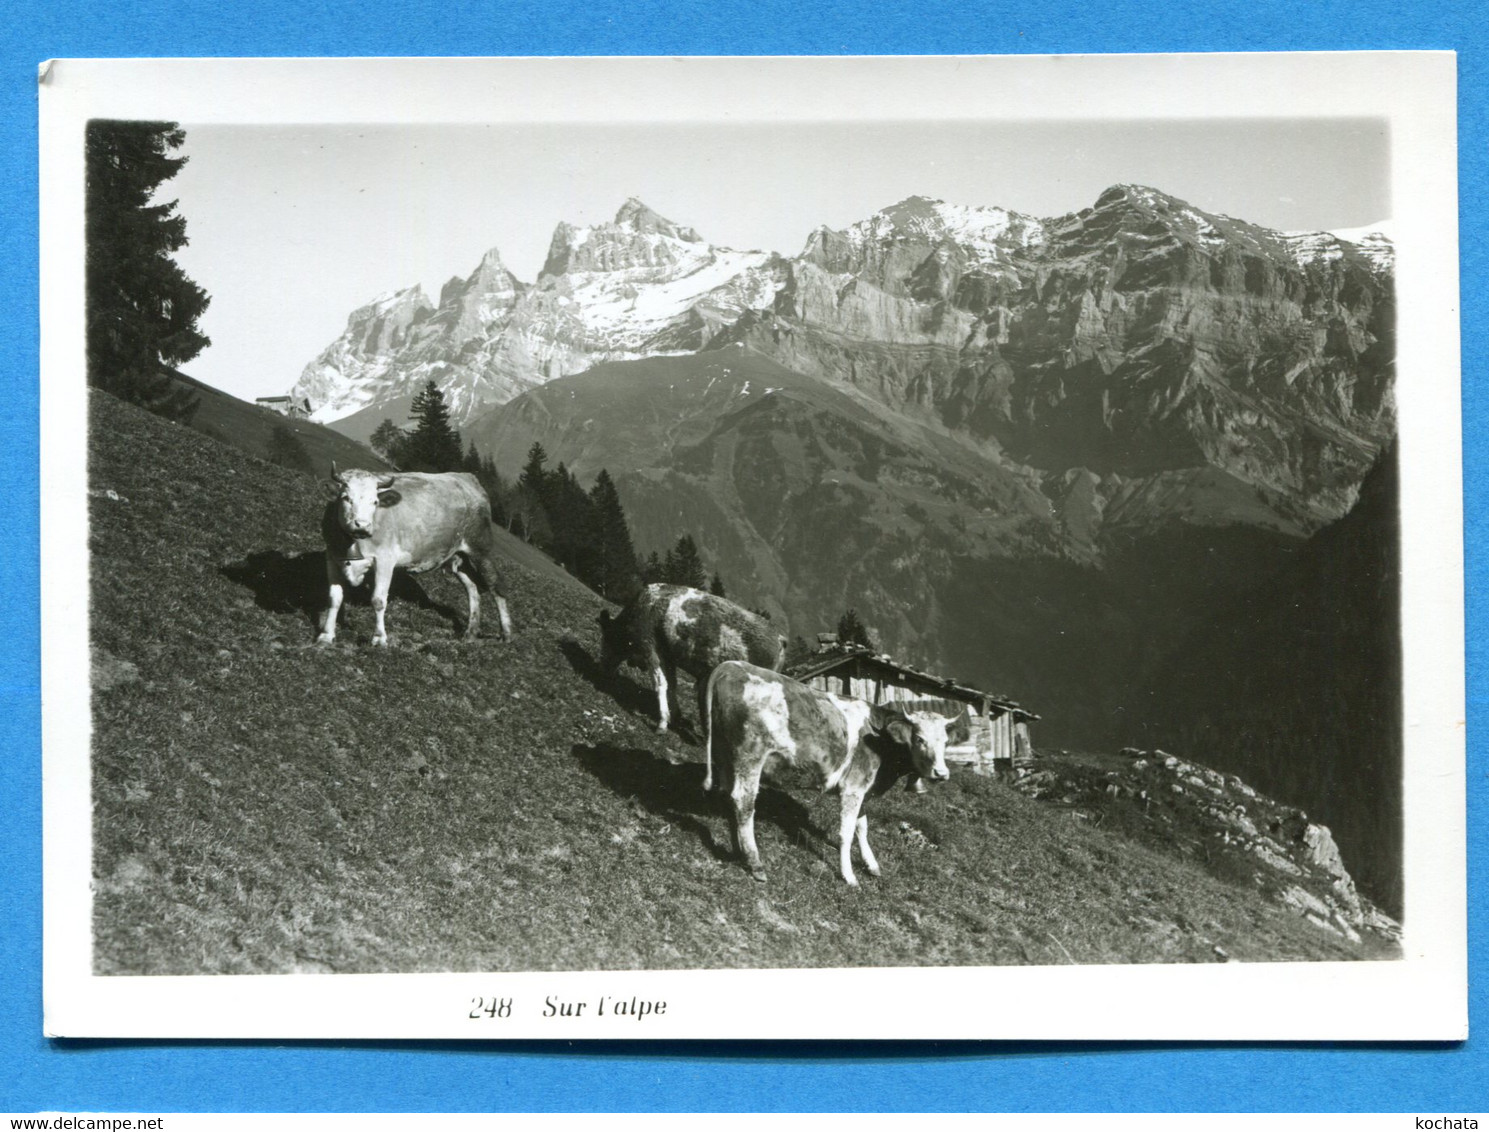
left=92, top=647, right=140, bottom=692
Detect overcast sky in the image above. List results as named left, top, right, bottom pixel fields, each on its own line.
left=167, top=118, right=1390, bottom=401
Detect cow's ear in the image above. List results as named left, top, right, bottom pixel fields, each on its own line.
left=868, top=703, right=903, bottom=734
left=599, top=609, right=612, bottom=626
left=886, top=717, right=913, bottom=748
left=377, top=489, right=402, bottom=507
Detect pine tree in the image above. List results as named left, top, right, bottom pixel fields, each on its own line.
left=85, top=120, right=211, bottom=413
left=370, top=418, right=409, bottom=464
left=519, top=441, right=549, bottom=493
left=709, top=573, right=727, bottom=598
left=665, top=535, right=708, bottom=590
left=641, top=551, right=665, bottom=584
left=546, top=462, right=600, bottom=581
left=267, top=422, right=313, bottom=474
left=836, top=608, right=874, bottom=650
left=402, top=382, right=463, bottom=472
left=784, top=635, right=815, bottom=668
left=588, top=469, right=641, bottom=600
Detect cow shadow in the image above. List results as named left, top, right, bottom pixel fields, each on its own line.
left=572, top=742, right=829, bottom=870
left=558, top=638, right=676, bottom=729
left=220, top=550, right=461, bottom=633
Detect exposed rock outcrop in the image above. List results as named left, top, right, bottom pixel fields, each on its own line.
left=1010, top=748, right=1399, bottom=946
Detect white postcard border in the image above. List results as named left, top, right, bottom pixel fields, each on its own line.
left=40, top=52, right=1466, bottom=1040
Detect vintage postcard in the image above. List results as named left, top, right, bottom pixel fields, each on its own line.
left=39, top=53, right=1465, bottom=1039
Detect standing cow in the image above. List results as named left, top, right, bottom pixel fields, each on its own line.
left=597, top=584, right=785, bottom=733
left=704, top=661, right=950, bottom=886
left=318, top=464, right=513, bottom=647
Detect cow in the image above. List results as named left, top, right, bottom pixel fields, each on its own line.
left=317, top=463, right=513, bottom=648
left=703, top=661, right=951, bottom=886
left=597, top=583, right=786, bottom=734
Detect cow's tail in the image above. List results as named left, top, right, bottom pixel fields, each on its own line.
left=703, top=664, right=722, bottom=794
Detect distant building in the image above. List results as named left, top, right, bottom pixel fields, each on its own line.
left=788, top=644, right=1038, bottom=771
left=256, top=395, right=311, bottom=419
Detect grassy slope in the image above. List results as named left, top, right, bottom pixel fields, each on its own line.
left=164, top=366, right=394, bottom=477
left=91, top=393, right=1367, bottom=973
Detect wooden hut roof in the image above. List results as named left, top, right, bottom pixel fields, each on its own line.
left=787, top=645, right=1040, bottom=721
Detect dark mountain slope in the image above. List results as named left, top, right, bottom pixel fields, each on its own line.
left=1137, top=446, right=1402, bottom=916
left=466, top=350, right=1309, bottom=738
left=88, top=393, right=1375, bottom=972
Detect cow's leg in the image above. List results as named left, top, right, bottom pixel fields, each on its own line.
left=855, top=815, right=882, bottom=877
left=663, top=658, right=682, bottom=731
left=907, top=776, right=928, bottom=794
left=491, top=594, right=513, bottom=641
left=731, top=764, right=767, bottom=881
left=370, top=556, right=395, bottom=647
left=316, top=554, right=343, bottom=645
left=469, top=542, right=513, bottom=640
left=653, top=663, right=671, bottom=733
left=838, top=787, right=869, bottom=886
left=696, top=678, right=711, bottom=742
left=450, top=558, right=481, bottom=639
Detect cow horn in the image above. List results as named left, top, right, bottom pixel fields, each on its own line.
left=377, top=475, right=396, bottom=489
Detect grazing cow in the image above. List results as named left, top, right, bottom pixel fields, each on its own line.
left=704, top=661, right=951, bottom=886
left=318, top=464, right=513, bottom=647
left=597, top=584, right=785, bottom=733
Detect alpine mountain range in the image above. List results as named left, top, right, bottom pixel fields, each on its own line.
left=290, top=184, right=1401, bottom=913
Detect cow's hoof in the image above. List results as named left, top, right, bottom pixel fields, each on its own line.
left=750, top=868, right=768, bottom=883
left=867, top=864, right=882, bottom=878
left=314, top=635, right=333, bottom=647
left=908, top=779, right=927, bottom=794
left=655, top=723, right=670, bottom=735
left=372, top=637, right=389, bottom=648
left=843, top=875, right=859, bottom=887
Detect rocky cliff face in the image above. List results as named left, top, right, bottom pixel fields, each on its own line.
left=715, top=185, right=1394, bottom=532
left=291, top=197, right=787, bottom=430
left=1012, top=747, right=1400, bottom=947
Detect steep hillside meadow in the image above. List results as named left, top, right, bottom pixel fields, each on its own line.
left=87, top=393, right=1389, bottom=973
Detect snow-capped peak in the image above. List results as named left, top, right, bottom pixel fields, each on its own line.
left=1283, top=220, right=1394, bottom=271
left=856, top=195, right=1046, bottom=254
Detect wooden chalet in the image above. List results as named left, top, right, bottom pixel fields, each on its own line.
left=255, top=395, right=312, bottom=420
left=788, top=643, right=1039, bottom=770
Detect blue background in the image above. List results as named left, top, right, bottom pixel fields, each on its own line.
left=3, top=0, right=1483, bottom=1113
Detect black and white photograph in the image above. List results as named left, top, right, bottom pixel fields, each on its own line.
left=40, top=54, right=1465, bottom=1039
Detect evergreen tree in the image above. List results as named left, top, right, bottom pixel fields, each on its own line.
left=588, top=469, right=641, bottom=600
left=519, top=441, right=550, bottom=495
left=85, top=120, right=211, bottom=414
left=784, top=635, right=815, bottom=668
left=369, top=418, right=409, bottom=464
left=664, top=535, right=709, bottom=589
left=507, top=483, right=549, bottom=545
left=402, top=381, right=463, bottom=471
left=641, top=551, right=665, bottom=584
left=267, top=422, right=313, bottom=474
left=476, top=454, right=507, bottom=527
left=837, top=608, right=874, bottom=650
left=546, top=462, right=600, bottom=582
left=709, top=573, right=727, bottom=598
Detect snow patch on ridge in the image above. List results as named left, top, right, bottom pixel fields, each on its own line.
left=1283, top=220, right=1394, bottom=271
